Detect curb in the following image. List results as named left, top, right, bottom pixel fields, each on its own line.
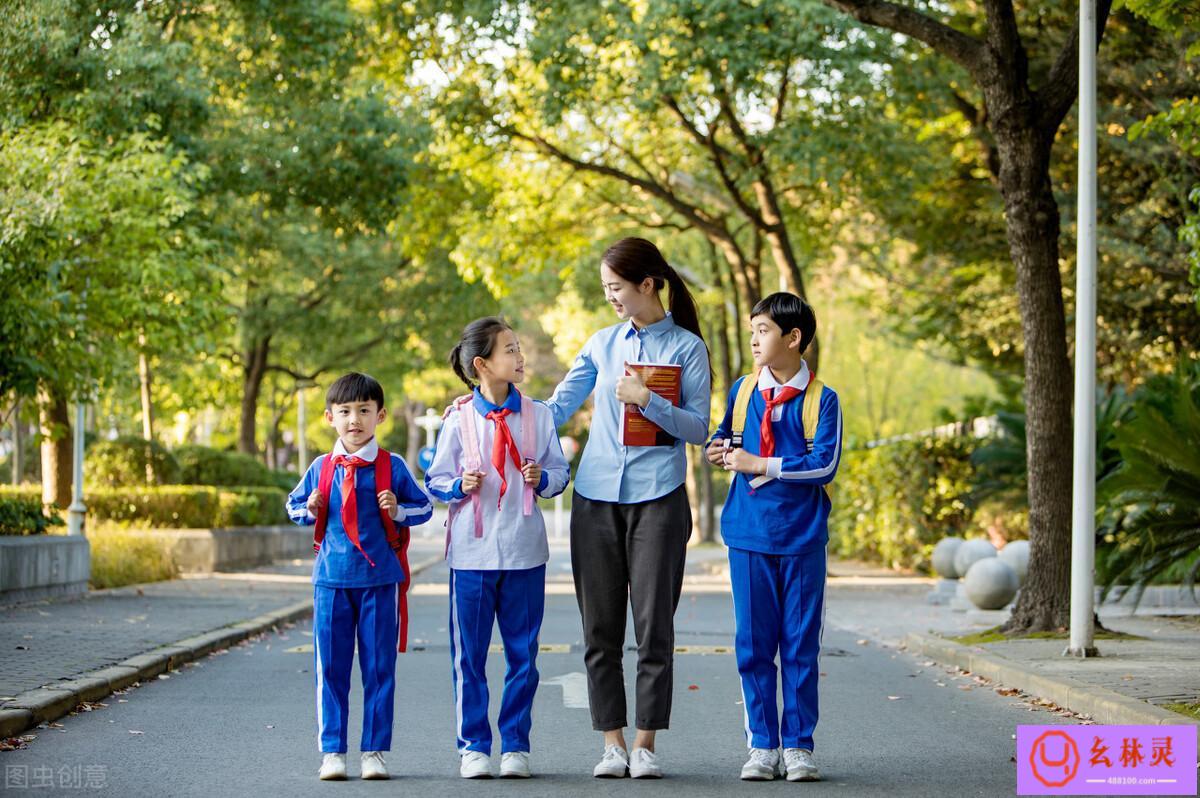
left=905, top=632, right=1200, bottom=742
left=0, top=555, right=446, bottom=739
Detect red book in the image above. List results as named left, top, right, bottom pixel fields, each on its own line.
left=621, top=362, right=683, bottom=447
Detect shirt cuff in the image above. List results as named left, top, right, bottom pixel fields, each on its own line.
left=389, top=504, right=402, bottom=521
left=452, top=478, right=467, bottom=500
left=638, top=390, right=669, bottom=423
left=765, top=457, right=783, bottom=480
left=536, top=471, right=549, bottom=493
left=305, top=509, right=316, bottom=522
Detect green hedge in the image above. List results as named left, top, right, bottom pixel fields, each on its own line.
left=829, top=436, right=976, bottom=572
left=0, top=486, right=62, bottom=536
left=86, top=486, right=287, bottom=528
left=174, top=445, right=296, bottom=490
left=85, top=436, right=180, bottom=487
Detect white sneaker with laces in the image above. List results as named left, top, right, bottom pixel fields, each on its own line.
left=460, top=750, right=493, bottom=779
left=500, top=751, right=531, bottom=778
left=740, top=747, right=782, bottom=780
left=592, top=744, right=629, bottom=778
left=360, top=751, right=389, bottom=780
left=784, top=748, right=820, bottom=782
left=629, top=747, right=663, bottom=779
left=318, top=753, right=347, bottom=781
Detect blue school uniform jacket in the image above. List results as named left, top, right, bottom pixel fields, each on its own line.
left=286, top=439, right=433, bottom=588
left=710, top=363, right=843, bottom=556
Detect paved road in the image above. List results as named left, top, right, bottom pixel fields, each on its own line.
left=1, top=566, right=1081, bottom=797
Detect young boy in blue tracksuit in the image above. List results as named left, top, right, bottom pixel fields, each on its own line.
left=286, top=372, right=433, bottom=782
left=424, top=317, right=570, bottom=779
left=705, top=293, right=842, bottom=783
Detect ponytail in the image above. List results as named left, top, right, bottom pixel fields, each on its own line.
left=662, top=264, right=704, bottom=343
left=448, top=342, right=474, bottom=389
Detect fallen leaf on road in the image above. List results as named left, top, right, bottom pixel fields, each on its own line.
left=687, top=684, right=699, bottom=691
left=819, top=672, right=828, bottom=677
left=129, top=730, right=144, bottom=735
left=995, top=687, right=1021, bottom=697
left=265, top=725, right=275, bottom=730
left=157, top=674, right=170, bottom=680
left=958, top=686, right=973, bottom=691
left=117, top=699, right=128, bottom=703
left=856, top=639, right=869, bottom=646
left=935, top=682, right=947, bottom=687
left=887, top=696, right=902, bottom=701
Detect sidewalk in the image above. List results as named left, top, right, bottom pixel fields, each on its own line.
left=0, top=540, right=448, bottom=739
left=813, top=559, right=1200, bottom=744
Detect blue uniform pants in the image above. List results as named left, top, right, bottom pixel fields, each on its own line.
left=313, top=583, right=398, bottom=753
left=449, top=565, right=546, bottom=754
left=729, top=546, right=826, bottom=751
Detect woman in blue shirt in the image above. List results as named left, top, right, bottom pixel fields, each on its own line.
left=545, top=237, right=712, bottom=779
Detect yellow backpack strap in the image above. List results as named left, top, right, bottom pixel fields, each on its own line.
left=730, top=371, right=759, bottom=447
left=801, top=378, right=824, bottom=453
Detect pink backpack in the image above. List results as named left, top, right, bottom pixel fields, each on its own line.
left=443, top=391, right=537, bottom=553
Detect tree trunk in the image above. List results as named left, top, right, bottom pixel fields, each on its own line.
left=238, top=337, right=270, bottom=455
left=38, top=386, right=71, bottom=508
left=697, top=447, right=716, bottom=543
left=991, top=122, right=1076, bottom=634
left=138, top=334, right=154, bottom=442
left=11, top=398, right=23, bottom=486
left=403, top=401, right=422, bottom=468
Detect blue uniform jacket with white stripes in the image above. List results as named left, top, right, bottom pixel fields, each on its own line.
left=287, top=439, right=433, bottom=589
left=710, top=365, right=843, bottom=556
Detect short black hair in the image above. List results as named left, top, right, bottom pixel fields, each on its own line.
left=326, top=372, right=385, bottom=410
left=750, top=292, right=817, bottom=353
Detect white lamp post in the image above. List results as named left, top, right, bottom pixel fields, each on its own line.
left=1067, top=0, right=1099, bottom=658
left=67, top=401, right=86, bottom=536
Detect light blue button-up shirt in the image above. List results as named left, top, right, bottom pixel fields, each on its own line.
left=545, top=313, right=711, bottom=504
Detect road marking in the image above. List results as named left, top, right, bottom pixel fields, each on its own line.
left=543, top=672, right=589, bottom=709
left=486, top=644, right=571, bottom=654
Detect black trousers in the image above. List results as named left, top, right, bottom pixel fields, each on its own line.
left=570, top=484, right=691, bottom=731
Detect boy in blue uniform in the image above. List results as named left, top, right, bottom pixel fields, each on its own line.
left=287, top=372, right=433, bottom=781
left=705, top=293, right=842, bottom=782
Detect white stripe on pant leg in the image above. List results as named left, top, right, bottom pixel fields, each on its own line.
left=315, top=596, right=325, bottom=752
left=450, top=570, right=467, bottom=753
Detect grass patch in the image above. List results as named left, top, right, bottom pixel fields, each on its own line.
left=952, top=625, right=1145, bottom=646
left=1164, top=702, right=1200, bottom=721
left=86, top=525, right=178, bottom=589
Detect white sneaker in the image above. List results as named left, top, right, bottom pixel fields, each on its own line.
left=629, top=747, right=663, bottom=779
left=460, top=750, right=493, bottom=779
left=592, top=744, right=629, bottom=778
left=318, top=753, right=347, bottom=781
left=360, top=751, right=389, bottom=780
left=740, top=747, right=782, bottom=780
left=500, top=751, right=531, bottom=778
left=784, top=748, right=820, bottom=782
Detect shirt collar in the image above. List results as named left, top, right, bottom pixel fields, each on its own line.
left=332, top=437, right=379, bottom=462
left=472, top=384, right=521, bottom=415
left=622, top=311, right=676, bottom=340
left=757, top=360, right=811, bottom=393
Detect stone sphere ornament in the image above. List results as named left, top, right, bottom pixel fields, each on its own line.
left=998, top=540, right=1030, bottom=586
left=953, top=539, right=997, bottom=579
left=963, top=558, right=1020, bottom=610
left=931, top=537, right=966, bottom=578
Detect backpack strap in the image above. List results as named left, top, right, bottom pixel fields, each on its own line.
left=445, top=396, right=485, bottom=547
left=519, top=391, right=536, bottom=517
left=312, top=454, right=336, bottom=553
left=730, top=371, right=760, bottom=448
left=373, top=449, right=411, bottom=654
left=801, top=379, right=825, bottom=454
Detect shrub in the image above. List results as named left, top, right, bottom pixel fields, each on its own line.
left=174, top=445, right=282, bottom=488
left=85, top=436, right=180, bottom=487
left=1097, top=360, right=1200, bottom=601
left=86, top=486, right=288, bottom=528
left=829, top=436, right=976, bottom=572
left=0, top=486, right=62, bottom=535
left=88, top=525, right=178, bottom=589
